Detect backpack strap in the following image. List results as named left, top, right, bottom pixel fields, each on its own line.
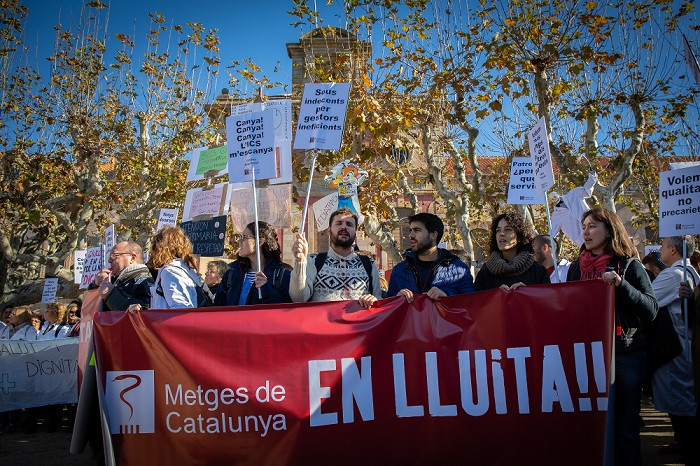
left=358, top=255, right=374, bottom=295
left=314, top=253, right=328, bottom=275
left=271, top=266, right=285, bottom=291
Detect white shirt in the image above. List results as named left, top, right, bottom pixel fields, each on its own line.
left=9, top=322, right=38, bottom=341
left=37, top=321, right=71, bottom=340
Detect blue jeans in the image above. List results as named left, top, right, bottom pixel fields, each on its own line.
left=609, top=351, right=646, bottom=466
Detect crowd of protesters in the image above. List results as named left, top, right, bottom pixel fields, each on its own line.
left=2, top=205, right=700, bottom=465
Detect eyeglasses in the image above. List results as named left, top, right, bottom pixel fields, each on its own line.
left=238, top=234, right=255, bottom=242
left=109, top=252, right=133, bottom=259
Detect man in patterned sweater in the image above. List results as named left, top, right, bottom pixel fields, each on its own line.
left=290, top=207, right=382, bottom=307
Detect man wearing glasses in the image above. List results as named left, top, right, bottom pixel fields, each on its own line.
left=91, top=241, right=153, bottom=311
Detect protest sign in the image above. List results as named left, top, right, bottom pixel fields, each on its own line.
left=104, top=224, right=115, bottom=268
left=0, top=339, right=79, bottom=412
left=644, top=245, right=661, bottom=257
left=41, top=277, right=59, bottom=304
left=180, top=215, right=227, bottom=257
left=80, top=246, right=103, bottom=289
left=186, top=144, right=229, bottom=182
left=228, top=100, right=293, bottom=188
left=156, top=208, right=179, bottom=232
left=229, top=185, right=292, bottom=231
left=92, top=280, right=613, bottom=465
left=528, top=116, right=555, bottom=198
left=182, top=183, right=231, bottom=222
left=658, top=164, right=700, bottom=236
left=683, top=34, right=700, bottom=90
left=507, top=157, right=546, bottom=205
left=312, top=192, right=338, bottom=231
left=294, top=82, right=350, bottom=151
left=74, top=250, right=86, bottom=284
left=670, top=161, right=700, bottom=170
left=226, top=109, right=277, bottom=183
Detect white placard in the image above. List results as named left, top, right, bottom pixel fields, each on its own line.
left=683, top=34, right=700, bottom=90
left=185, top=143, right=229, bottom=182
left=182, top=183, right=231, bottom=222
left=80, top=246, right=104, bottom=289
left=658, top=165, right=700, bottom=236
left=644, top=245, right=661, bottom=256
left=156, top=208, right=179, bottom=231
left=507, top=157, right=546, bottom=205
left=312, top=192, right=338, bottom=231
left=226, top=109, right=277, bottom=183
left=104, top=224, right=115, bottom=269
left=293, top=82, right=350, bottom=151
left=528, top=116, right=555, bottom=197
left=229, top=184, right=292, bottom=231
left=670, top=161, right=700, bottom=170
left=41, top=278, right=59, bottom=304
left=73, top=250, right=86, bottom=284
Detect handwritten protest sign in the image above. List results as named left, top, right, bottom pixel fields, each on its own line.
left=41, top=278, right=59, bottom=304
left=506, top=157, right=546, bottom=205
left=312, top=192, right=338, bottom=231
left=80, top=246, right=103, bottom=289
left=156, top=208, right=179, bottom=232
left=229, top=185, right=292, bottom=231
left=180, top=215, right=227, bottom=257
left=104, top=224, right=115, bottom=268
left=659, top=164, right=700, bottom=236
left=74, top=250, right=86, bottom=284
left=186, top=144, right=229, bottom=182
left=182, top=184, right=231, bottom=222
left=226, top=109, right=277, bottom=183
left=528, top=117, right=555, bottom=198
left=644, top=245, right=661, bottom=257
left=294, top=82, right=350, bottom=151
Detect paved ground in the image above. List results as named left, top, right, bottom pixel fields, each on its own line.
left=0, top=399, right=687, bottom=465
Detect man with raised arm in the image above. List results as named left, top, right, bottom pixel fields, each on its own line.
left=290, top=207, right=382, bottom=308
left=92, top=241, right=152, bottom=311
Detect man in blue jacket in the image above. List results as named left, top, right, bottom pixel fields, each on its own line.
left=387, top=213, right=475, bottom=301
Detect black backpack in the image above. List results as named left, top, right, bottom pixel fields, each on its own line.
left=155, top=264, right=213, bottom=308
left=314, top=252, right=374, bottom=295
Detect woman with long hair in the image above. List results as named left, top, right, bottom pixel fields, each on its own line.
left=215, top=221, right=291, bottom=306
left=567, top=205, right=657, bottom=465
left=474, top=210, right=550, bottom=291
left=148, top=225, right=203, bottom=309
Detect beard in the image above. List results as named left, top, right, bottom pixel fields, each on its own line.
left=533, top=248, right=545, bottom=264
left=331, top=229, right=356, bottom=248
left=412, top=236, right=434, bottom=256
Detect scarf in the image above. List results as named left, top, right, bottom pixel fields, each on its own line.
left=485, top=250, right=535, bottom=277
left=116, top=264, right=151, bottom=284
left=578, top=251, right=613, bottom=280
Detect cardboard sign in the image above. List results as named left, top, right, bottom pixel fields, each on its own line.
left=186, top=144, right=229, bottom=182
left=156, top=208, right=179, bottom=232
left=74, top=250, right=87, bottom=284
left=180, top=215, right=227, bottom=257
left=507, top=158, right=546, bottom=205
left=182, top=184, right=231, bottom=222
left=80, top=246, right=104, bottom=289
left=312, top=192, right=338, bottom=231
left=41, top=277, right=59, bottom=304
left=229, top=185, right=292, bottom=231
left=226, top=109, right=277, bottom=183
left=528, top=116, right=554, bottom=198
left=293, top=82, right=350, bottom=151
left=659, top=165, right=700, bottom=236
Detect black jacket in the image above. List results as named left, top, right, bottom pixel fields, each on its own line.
left=567, top=256, right=657, bottom=353
left=214, top=259, right=291, bottom=306
left=102, top=265, right=153, bottom=311
left=474, top=261, right=550, bottom=291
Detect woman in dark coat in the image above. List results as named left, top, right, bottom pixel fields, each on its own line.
left=567, top=205, right=657, bottom=466
left=474, top=210, right=550, bottom=291
left=215, top=221, right=291, bottom=306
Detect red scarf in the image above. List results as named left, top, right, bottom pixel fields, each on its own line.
left=579, top=251, right=613, bottom=280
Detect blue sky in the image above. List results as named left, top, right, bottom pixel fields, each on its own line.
left=22, top=0, right=340, bottom=95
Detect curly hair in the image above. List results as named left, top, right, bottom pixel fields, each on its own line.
left=148, top=225, right=198, bottom=270
left=238, top=221, right=282, bottom=269
left=579, top=206, right=637, bottom=258
left=45, top=302, right=66, bottom=323
left=488, top=210, right=535, bottom=254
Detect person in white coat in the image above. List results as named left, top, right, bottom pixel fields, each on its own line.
left=8, top=306, right=39, bottom=340
left=146, top=225, right=202, bottom=309
left=549, top=171, right=598, bottom=247
left=651, top=235, right=699, bottom=464
left=37, top=302, right=71, bottom=341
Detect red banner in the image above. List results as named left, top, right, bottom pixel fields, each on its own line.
left=93, top=281, right=614, bottom=465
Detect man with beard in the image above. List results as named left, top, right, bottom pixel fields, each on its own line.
left=91, top=241, right=153, bottom=311
left=387, top=213, right=475, bottom=301
left=290, top=207, right=382, bottom=307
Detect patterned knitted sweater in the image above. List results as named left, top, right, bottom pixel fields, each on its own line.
left=290, top=247, right=382, bottom=302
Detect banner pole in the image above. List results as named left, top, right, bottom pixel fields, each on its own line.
left=299, top=149, right=318, bottom=235
left=544, top=196, right=560, bottom=282
left=252, top=168, right=262, bottom=299
left=683, top=238, right=689, bottom=360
